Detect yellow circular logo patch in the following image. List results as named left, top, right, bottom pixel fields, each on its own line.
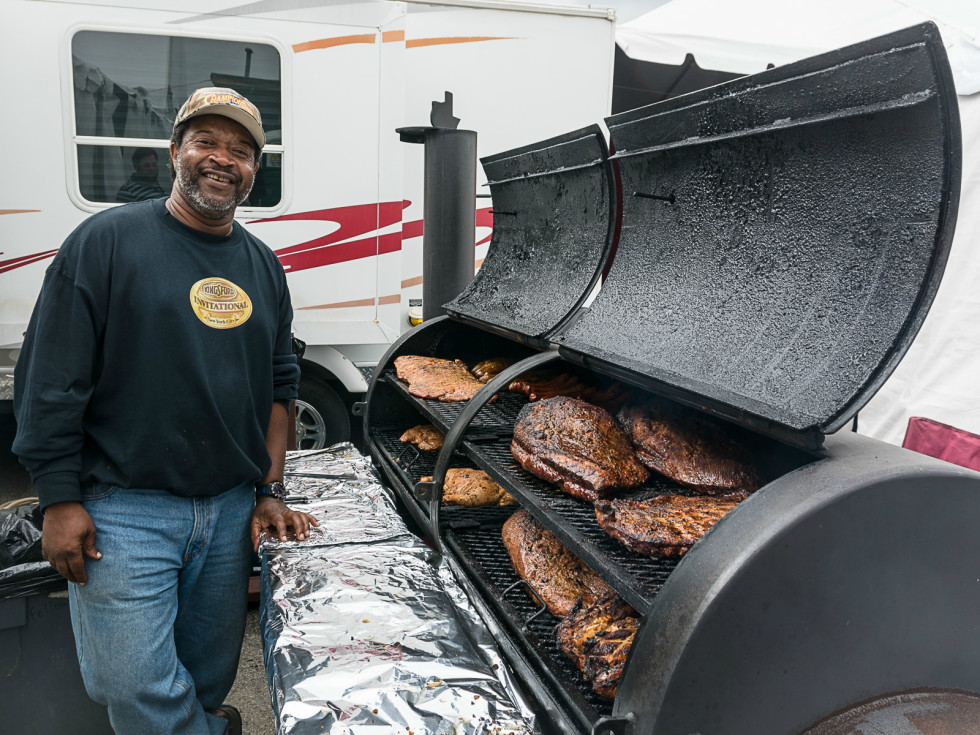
left=189, top=278, right=252, bottom=329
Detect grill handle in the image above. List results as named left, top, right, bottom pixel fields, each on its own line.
left=427, top=349, right=562, bottom=549
left=501, top=578, right=552, bottom=631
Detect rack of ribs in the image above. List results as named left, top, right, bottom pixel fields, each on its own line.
left=501, top=509, right=613, bottom=617
left=393, top=355, right=489, bottom=402
left=508, top=370, right=633, bottom=414
left=420, top=468, right=516, bottom=507
left=511, top=396, right=649, bottom=502
left=398, top=424, right=445, bottom=451
left=617, top=400, right=760, bottom=495
left=595, top=491, right=742, bottom=557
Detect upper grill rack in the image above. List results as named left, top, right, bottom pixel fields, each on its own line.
left=462, top=439, right=682, bottom=614
left=380, top=368, right=526, bottom=433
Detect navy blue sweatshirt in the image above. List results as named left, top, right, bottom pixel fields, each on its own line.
left=13, top=198, right=300, bottom=509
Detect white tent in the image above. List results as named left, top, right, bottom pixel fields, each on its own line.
left=616, top=0, right=980, bottom=447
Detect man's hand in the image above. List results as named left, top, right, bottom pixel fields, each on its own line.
left=41, top=501, right=101, bottom=585
left=250, top=496, right=319, bottom=552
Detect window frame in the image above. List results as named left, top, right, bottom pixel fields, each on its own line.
left=62, top=23, right=291, bottom=216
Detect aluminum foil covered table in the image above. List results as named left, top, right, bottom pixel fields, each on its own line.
left=260, top=444, right=538, bottom=734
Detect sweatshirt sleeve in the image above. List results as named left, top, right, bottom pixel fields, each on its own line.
left=272, top=268, right=300, bottom=405
left=12, top=242, right=107, bottom=510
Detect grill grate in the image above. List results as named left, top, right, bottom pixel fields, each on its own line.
left=461, top=439, right=683, bottom=613
left=446, top=520, right=614, bottom=724
left=372, top=426, right=517, bottom=527
left=382, top=370, right=526, bottom=432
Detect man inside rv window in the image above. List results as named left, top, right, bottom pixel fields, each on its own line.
left=115, top=147, right=167, bottom=203
left=13, top=86, right=314, bottom=735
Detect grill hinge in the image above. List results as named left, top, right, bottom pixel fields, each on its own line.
left=592, top=713, right=635, bottom=735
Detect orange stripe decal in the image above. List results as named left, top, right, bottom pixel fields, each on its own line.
left=401, top=276, right=423, bottom=289
left=293, top=34, right=377, bottom=53
left=294, top=33, right=508, bottom=53
left=298, top=293, right=401, bottom=310
left=0, top=209, right=41, bottom=215
left=406, top=36, right=513, bottom=48
left=298, top=297, right=375, bottom=310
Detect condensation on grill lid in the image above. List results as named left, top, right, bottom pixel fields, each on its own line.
left=556, top=23, right=961, bottom=448
left=445, top=124, right=617, bottom=347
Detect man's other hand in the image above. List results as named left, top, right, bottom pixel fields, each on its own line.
left=41, top=501, right=101, bottom=585
left=250, top=496, right=319, bottom=552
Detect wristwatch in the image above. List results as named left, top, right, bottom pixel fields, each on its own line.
left=256, top=480, right=287, bottom=500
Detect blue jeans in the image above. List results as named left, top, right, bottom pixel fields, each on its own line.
left=69, top=483, right=254, bottom=735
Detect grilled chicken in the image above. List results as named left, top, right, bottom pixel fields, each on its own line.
left=472, top=356, right=517, bottom=383
left=398, top=424, right=445, bottom=451
left=511, top=396, right=649, bottom=502
left=393, top=355, right=488, bottom=402
left=617, top=400, right=760, bottom=495
left=555, top=594, right=637, bottom=671
left=420, top=468, right=516, bottom=507
left=595, top=491, right=742, bottom=557
left=509, top=371, right=633, bottom=413
left=584, top=619, right=639, bottom=700
left=502, top=509, right=614, bottom=617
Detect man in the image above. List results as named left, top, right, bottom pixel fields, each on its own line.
left=116, top=147, right=167, bottom=203
left=13, top=87, right=316, bottom=735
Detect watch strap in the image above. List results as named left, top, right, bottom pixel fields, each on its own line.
left=256, top=480, right=287, bottom=499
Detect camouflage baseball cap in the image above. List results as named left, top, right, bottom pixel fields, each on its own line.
left=173, top=87, right=265, bottom=148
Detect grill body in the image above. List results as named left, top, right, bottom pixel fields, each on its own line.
left=360, top=22, right=972, bottom=735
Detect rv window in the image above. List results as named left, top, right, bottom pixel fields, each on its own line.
left=71, top=31, right=282, bottom=208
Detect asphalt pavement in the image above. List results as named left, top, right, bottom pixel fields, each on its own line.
left=1, top=413, right=279, bottom=734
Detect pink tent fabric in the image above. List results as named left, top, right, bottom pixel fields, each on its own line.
left=902, top=417, right=980, bottom=472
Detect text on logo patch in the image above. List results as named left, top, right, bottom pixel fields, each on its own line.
left=189, top=277, right=252, bottom=329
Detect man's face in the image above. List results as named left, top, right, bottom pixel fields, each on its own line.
left=136, top=154, right=158, bottom=180
left=171, top=115, right=258, bottom=218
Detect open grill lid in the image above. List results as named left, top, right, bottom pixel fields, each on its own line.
left=556, top=23, right=961, bottom=448
left=445, top=125, right=617, bottom=347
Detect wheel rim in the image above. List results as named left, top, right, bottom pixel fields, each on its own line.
left=294, top=399, right=327, bottom=450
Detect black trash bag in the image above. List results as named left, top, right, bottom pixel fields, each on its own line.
left=0, top=561, right=65, bottom=598
left=0, top=504, right=45, bottom=569
left=0, top=504, right=64, bottom=598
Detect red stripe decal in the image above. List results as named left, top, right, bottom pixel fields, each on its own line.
left=0, top=249, right=59, bottom=275
left=250, top=202, right=493, bottom=274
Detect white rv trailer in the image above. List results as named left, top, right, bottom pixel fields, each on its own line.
left=0, top=0, right=616, bottom=446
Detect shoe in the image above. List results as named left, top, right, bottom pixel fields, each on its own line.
left=210, top=704, right=243, bottom=735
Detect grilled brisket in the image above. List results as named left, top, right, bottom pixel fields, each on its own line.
left=501, top=509, right=613, bottom=617
left=511, top=396, right=649, bottom=502
left=398, top=424, right=445, bottom=452
left=595, top=491, right=741, bottom=557
left=617, top=400, right=760, bottom=495
left=394, top=355, right=487, bottom=402
left=420, top=468, right=516, bottom=507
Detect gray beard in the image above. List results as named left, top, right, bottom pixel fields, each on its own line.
left=174, top=153, right=254, bottom=218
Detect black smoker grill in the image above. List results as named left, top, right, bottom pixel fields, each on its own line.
left=359, top=23, right=980, bottom=735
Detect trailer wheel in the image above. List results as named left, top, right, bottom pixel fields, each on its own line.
left=295, top=378, right=350, bottom=450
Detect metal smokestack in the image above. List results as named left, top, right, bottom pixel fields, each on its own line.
left=398, top=92, right=477, bottom=321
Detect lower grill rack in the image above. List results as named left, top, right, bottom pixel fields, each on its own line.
left=445, top=518, right=615, bottom=731
left=372, top=426, right=517, bottom=529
